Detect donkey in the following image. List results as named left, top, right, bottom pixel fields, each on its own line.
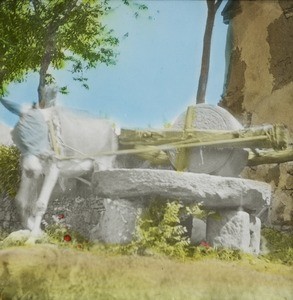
left=0, top=97, right=117, bottom=238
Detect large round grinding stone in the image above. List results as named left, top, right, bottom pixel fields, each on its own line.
left=169, top=104, right=248, bottom=176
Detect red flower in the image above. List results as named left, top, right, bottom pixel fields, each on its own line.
left=58, top=214, right=65, bottom=219
left=64, top=234, right=72, bottom=242
left=199, top=241, right=210, bottom=248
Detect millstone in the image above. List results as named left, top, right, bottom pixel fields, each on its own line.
left=169, top=104, right=248, bottom=176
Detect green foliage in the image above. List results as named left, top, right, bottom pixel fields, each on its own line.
left=261, top=227, right=293, bottom=265
left=45, top=224, right=92, bottom=250
left=0, top=145, right=21, bottom=197
left=191, top=244, right=245, bottom=261
left=122, top=200, right=190, bottom=258
left=185, top=203, right=218, bottom=220
left=0, top=0, right=146, bottom=95
left=116, top=200, right=243, bottom=261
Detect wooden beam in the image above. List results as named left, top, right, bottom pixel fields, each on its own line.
left=119, top=124, right=288, bottom=151
left=247, top=148, right=293, bottom=166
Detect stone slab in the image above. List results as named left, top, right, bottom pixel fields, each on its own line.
left=93, top=169, right=271, bottom=212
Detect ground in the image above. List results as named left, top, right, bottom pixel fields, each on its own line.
left=0, top=245, right=292, bottom=300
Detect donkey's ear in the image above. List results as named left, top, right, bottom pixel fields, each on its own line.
left=0, top=97, right=24, bottom=116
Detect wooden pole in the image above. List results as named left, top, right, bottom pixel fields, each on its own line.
left=247, top=149, right=293, bottom=166
left=175, top=106, right=196, bottom=171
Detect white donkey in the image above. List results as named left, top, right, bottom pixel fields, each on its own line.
left=1, top=96, right=117, bottom=238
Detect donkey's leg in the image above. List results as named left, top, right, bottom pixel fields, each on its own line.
left=30, top=163, right=60, bottom=237
left=26, top=176, right=44, bottom=231
left=15, top=171, right=39, bottom=229
left=15, top=171, right=30, bottom=226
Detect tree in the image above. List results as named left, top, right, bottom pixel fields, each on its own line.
left=0, top=0, right=146, bottom=106
left=196, top=0, right=223, bottom=104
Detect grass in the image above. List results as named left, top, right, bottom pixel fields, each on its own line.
left=0, top=197, right=292, bottom=299
left=0, top=244, right=292, bottom=300
left=0, top=211, right=292, bottom=299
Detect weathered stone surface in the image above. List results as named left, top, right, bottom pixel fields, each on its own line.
left=170, top=104, right=248, bottom=177
left=249, top=215, right=261, bottom=255
left=0, top=180, right=105, bottom=239
left=93, top=169, right=271, bottom=212
left=242, top=162, right=293, bottom=227
left=206, top=210, right=251, bottom=252
left=206, top=211, right=262, bottom=254
left=90, top=199, right=142, bottom=244
left=190, top=218, right=206, bottom=245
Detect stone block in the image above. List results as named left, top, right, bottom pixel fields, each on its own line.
left=206, top=210, right=250, bottom=252
left=90, top=199, right=142, bottom=244
left=249, top=215, right=261, bottom=255
left=93, top=169, right=271, bottom=212
left=190, top=217, right=207, bottom=245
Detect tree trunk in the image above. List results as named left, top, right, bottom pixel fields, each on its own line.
left=38, top=34, right=56, bottom=108
left=196, top=0, right=222, bottom=104
left=37, top=0, right=79, bottom=107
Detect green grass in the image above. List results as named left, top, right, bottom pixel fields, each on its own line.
left=0, top=225, right=292, bottom=299
left=0, top=245, right=292, bottom=300
left=262, top=227, right=293, bottom=265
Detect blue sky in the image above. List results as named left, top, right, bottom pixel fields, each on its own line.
left=0, top=0, right=228, bottom=129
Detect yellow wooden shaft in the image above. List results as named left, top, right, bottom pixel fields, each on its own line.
left=175, top=106, right=196, bottom=171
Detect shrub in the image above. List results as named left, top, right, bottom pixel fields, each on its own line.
left=45, top=224, right=92, bottom=250
left=261, top=227, right=293, bottom=265
left=0, top=145, right=21, bottom=197
left=121, top=200, right=190, bottom=258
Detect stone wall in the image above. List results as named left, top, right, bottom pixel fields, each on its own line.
left=0, top=179, right=104, bottom=238
left=220, top=0, right=293, bottom=230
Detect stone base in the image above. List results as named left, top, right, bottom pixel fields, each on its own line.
left=249, top=215, right=261, bottom=255
left=190, top=217, right=206, bottom=245
left=90, top=169, right=271, bottom=253
left=206, top=210, right=261, bottom=254
left=90, top=199, right=142, bottom=244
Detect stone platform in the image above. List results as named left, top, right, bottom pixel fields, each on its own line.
left=91, top=169, right=271, bottom=254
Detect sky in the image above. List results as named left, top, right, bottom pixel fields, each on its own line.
left=0, top=0, right=228, bottom=130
